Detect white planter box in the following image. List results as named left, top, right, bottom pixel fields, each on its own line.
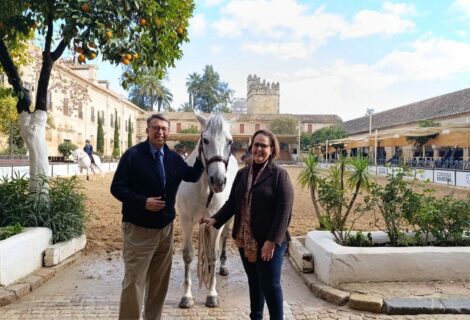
left=305, top=231, right=470, bottom=286
left=44, top=234, right=86, bottom=267
left=0, top=228, right=52, bottom=286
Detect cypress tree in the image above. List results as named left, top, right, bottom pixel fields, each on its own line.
left=112, top=109, right=120, bottom=158
left=127, top=116, right=133, bottom=148
left=97, top=111, right=104, bottom=155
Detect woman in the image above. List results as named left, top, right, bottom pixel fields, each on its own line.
left=201, top=129, right=294, bottom=320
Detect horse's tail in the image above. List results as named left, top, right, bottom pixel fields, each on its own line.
left=197, top=224, right=216, bottom=289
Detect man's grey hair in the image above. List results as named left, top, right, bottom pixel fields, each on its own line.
left=146, top=114, right=170, bottom=127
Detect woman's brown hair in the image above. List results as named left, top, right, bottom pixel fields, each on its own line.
left=248, top=129, right=280, bottom=160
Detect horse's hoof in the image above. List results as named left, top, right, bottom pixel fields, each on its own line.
left=179, top=296, right=194, bottom=309
left=205, top=296, right=219, bottom=308
left=219, top=266, right=229, bottom=276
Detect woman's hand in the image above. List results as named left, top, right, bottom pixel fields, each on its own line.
left=199, top=217, right=216, bottom=230
left=261, top=240, right=276, bottom=261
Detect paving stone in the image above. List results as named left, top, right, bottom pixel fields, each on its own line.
left=384, top=298, right=446, bottom=315
left=349, top=294, right=384, bottom=313
left=319, top=286, right=350, bottom=306
left=33, top=267, right=56, bottom=281
left=5, top=283, right=30, bottom=298
left=20, top=275, right=44, bottom=291
left=0, top=289, right=16, bottom=307
left=440, top=298, right=470, bottom=314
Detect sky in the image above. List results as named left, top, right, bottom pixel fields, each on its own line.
left=98, top=0, right=470, bottom=121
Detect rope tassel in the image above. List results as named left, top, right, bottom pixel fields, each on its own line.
left=197, top=223, right=216, bottom=289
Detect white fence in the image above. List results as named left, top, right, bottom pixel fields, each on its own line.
left=318, top=162, right=470, bottom=188
left=0, top=162, right=119, bottom=180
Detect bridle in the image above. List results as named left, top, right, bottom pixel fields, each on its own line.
left=198, top=130, right=232, bottom=208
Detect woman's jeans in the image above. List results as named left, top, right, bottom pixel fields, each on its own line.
left=239, top=241, right=287, bottom=320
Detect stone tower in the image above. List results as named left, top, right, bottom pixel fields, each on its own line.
left=246, top=74, right=280, bottom=114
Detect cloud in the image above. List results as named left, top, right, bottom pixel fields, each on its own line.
left=275, top=37, right=470, bottom=97
left=452, top=0, right=470, bottom=17
left=189, top=14, right=207, bottom=36
left=341, top=2, right=415, bottom=38
left=212, top=0, right=415, bottom=59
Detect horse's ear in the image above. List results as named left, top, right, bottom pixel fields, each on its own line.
left=195, top=112, right=207, bottom=128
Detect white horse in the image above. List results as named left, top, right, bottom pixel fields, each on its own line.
left=176, top=113, right=238, bottom=308
left=71, top=149, right=103, bottom=180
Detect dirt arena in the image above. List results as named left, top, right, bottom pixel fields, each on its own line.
left=82, top=166, right=469, bottom=254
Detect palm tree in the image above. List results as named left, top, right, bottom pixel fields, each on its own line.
left=297, top=154, right=324, bottom=225
left=139, top=76, right=172, bottom=112
left=185, top=72, right=200, bottom=109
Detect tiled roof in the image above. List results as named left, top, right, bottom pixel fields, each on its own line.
left=142, top=112, right=341, bottom=123
left=342, top=87, right=470, bottom=134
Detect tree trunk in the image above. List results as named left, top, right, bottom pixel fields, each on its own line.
left=19, top=110, right=49, bottom=194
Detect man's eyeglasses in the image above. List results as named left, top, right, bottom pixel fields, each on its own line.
left=148, top=126, right=168, bottom=132
left=253, top=142, right=270, bottom=149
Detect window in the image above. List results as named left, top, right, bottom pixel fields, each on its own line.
left=110, top=114, right=114, bottom=128
left=63, top=98, right=69, bottom=116
left=240, top=123, right=244, bottom=134
left=255, top=123, right=260, bottom=131
left=78, top=105, right=83, bottom=119
left=176, top=123, right=181, bottom=133
left=125, top=119, right=128, bottom=132
left=91, top=107, right=95, bottom=122
left=308, top=124, right=312, bottom=133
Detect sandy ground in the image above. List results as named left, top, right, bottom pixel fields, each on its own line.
left=82, top=166, right=469, bottom=254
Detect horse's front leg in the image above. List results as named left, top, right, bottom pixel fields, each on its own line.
left=206, top=227, right=222, bottom=308
left=179, top=218, right=195, bottom=308
left=86, top=168, right=89, bottom=181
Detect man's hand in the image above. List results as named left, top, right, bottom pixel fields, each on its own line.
left=261, top=240, right=276, bottom=261
left=145, top=197, right=166, bottom=212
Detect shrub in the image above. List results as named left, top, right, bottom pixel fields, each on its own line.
left=0, top=223, right=23, bottom=240
left=0, top=175, right=86, bottom=243
left=58, top=141, right=77, bottom=158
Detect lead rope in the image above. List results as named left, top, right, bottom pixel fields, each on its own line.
left=197, top=194, right=215, bottom=289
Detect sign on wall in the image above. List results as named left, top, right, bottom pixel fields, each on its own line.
left=456, top=171, right=470, bottom=188
left=434, top=170, right=455, bottom=185
left=376, top=166, right=388, bottom=176
left=415, top=169, right=434, bottom=182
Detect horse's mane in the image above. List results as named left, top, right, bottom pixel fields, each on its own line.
left=205, top=114, right=227, bottom=138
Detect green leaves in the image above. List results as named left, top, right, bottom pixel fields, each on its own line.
left=0, top=175, right=87, bottom=243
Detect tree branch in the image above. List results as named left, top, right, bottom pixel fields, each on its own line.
left=0, top=39, right=31, bottom=113
left=51, top=39, right=67, bottom=61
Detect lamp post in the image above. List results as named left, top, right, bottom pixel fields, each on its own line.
left=366, top=108, right=374, bottom=135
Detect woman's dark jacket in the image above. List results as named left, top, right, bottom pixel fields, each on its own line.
left=213, top=160, right=294, bottom=246
left=110, top=140, right=203, bottom=229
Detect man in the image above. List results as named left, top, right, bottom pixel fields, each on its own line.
left=83, top=139, right=95, bottom=164
left=111, top=114, right=204, bottom=320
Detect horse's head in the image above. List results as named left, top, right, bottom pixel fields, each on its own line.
left=196, top=113, right=233, bottom=193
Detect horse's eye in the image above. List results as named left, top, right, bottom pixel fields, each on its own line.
left=203, top=138, right=209, bottom=145
left=227, top=140, right=233, bottom=145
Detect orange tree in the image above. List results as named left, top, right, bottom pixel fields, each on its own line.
left=0, top=0, right=194, bottom=192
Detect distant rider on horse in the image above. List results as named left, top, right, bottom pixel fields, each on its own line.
left=84, top=139, right=95, bottom=164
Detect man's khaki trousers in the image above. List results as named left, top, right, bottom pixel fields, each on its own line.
left=119, top=222, right=173, bottom=320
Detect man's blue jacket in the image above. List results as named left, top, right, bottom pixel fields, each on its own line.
left=110, top=140, right=204, bottom=229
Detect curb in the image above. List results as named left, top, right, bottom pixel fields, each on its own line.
left=288, top=238, right=470, bottom=315
left=0, top=252, right=81, bottom=307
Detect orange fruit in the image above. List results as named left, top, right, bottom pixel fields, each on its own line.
left=154, top=18, right=162, bottom=28
left=132, top=53, right=139, bottom=60
left=139, top=18, right=147, bottom=26
left=121, top=58, right=130, bottom=65
left=81, top=3, right=90, bottom=13
left=75, top=47, right=84, bottom=54
left=89, top=52, right=97, bottom=59
left=176, top=26, right=184, bottom=35
left=78, top=54, right=86, bottom=63
left=105, top=31, right=112, bottom=39
left=125, top=53, right=132, bottom=61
